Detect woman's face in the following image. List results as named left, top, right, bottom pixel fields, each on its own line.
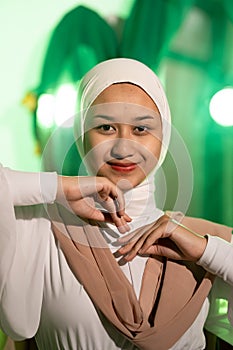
left=83, top=83, right=162, bottom=190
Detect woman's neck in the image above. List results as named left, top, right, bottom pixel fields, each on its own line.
left=123, top=174, right=163, bottom=231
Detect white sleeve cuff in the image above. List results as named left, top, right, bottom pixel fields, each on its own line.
left=4, top=167, right=57, bottom=205
left=197, top=234, right=233, bottom=286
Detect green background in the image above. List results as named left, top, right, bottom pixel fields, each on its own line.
left=0, top=1, right=232, bottom=345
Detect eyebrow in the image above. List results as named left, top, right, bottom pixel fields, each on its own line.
left=134, top=115, right=156, bottom=121
left=93, top=115, right=157, bottom=121
left=93, top=115, right=115, bottom=121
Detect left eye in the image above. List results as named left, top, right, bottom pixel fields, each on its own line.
left=100, top=125, right=113, bottom=131
left=134, top=126, right=148, bottom=133
left=95, top=124, right=115, bottom=134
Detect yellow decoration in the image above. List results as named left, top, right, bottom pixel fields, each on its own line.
left=22, top=91, right=38, bottom=112
left=34, top=141, right=42, bottom=155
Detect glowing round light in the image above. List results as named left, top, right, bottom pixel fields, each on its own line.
left=37, top=94, right=55, bottom=128
left=54, top=84, right=77, bottom=127
left=209, top=88, right=233, bottom=127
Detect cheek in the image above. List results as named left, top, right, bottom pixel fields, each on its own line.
left=136, top=138, right=161, bottom=176
left=152, top=140, right=162, bottom=159
left=142, top=137, right=162, bottom=162
left=83, top=133, right=110, bottom=174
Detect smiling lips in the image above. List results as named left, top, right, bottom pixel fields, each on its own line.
left=107, top=161, right=138, bottom=173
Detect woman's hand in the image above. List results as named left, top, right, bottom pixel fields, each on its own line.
left=116, top=214, right=207, bottom=261
left=56, top=176, right=131, bottom=233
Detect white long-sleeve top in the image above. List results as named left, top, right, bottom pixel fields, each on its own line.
left=198, top=235, right=233, bottom=286
left=0, top=164, right=57, bottom=340
left=3, top=166, right=57, bottom=205
left=0, top=164, right=231, bottom=349
left=198, top=234, right=233, bottom=345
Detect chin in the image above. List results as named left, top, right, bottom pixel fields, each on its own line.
left=108, top=175, right=145, bottom=191
left=97, top=166, right=146, bottom=190
left=115, top=179, right=135, bottom=191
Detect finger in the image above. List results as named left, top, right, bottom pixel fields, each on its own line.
left=143, top=243, right=183, bottom=260
left=89, top=196, right=131, bottom=233
left=114, top=216, right=131, bottom=234
left=139, top=222, right=170, bottom=254
left=101, top=197, right=121, bottom=217
left=117, top=222, right=155, bottom=244
left=101, top=201, right=131, bottom=233
left=96, top=181, right=118, bottom=202
left=112, top=190, right=125, bottom=217
left=77, top=177, right=104, bottom=198
left=91, top=211, right=130, bottom=227
left=112, top=197, right=123, bottom=218
left=117, top=217, right=175, bottom=257
left=98, top=187, right=113, bottom=201
left=75, top=206, right=130, bottom=233
left=122, top=213, right=132, bottom=222
left=96, top=194, right=121, bottom=216
left=99, top=197, right=130, bottom=230
left=118, top=230, right=153, bottom=261
left=123, top=240, right=147, bottom=261
left=96, top=180, right=132, bottom=222
left=85, top=210, right=106, bottom=222
left=102, top=188, right=126, bottom=218
left=117, top=241, right=136, bottom=257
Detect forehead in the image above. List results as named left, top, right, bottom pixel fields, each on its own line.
left=92, top=83, right=160, bottom=114
left=84, top=102, right=162, bottom=132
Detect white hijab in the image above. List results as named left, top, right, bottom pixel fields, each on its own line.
left=74, top=58, right=171, bottom=234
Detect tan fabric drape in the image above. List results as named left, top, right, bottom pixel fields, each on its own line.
left=47, top=205, right=228, bottom=350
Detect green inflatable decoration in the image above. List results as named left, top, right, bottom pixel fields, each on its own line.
left=36, top=6, right=118, bottom=95
left=0, top=329, right=7, bottom=350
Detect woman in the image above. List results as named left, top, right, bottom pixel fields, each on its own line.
left=0, top=58, right=231, bottom=350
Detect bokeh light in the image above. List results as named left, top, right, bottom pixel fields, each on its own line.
left=54, top=84, right=77, bottom=126
left=37, top=93, right=55, bottom=128
left=209, top=88, right=233, bottom=127
left=37, top=84, right=77, bottom=128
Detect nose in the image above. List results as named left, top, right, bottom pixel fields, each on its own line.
left=111, top=138, right=135, bottom=159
